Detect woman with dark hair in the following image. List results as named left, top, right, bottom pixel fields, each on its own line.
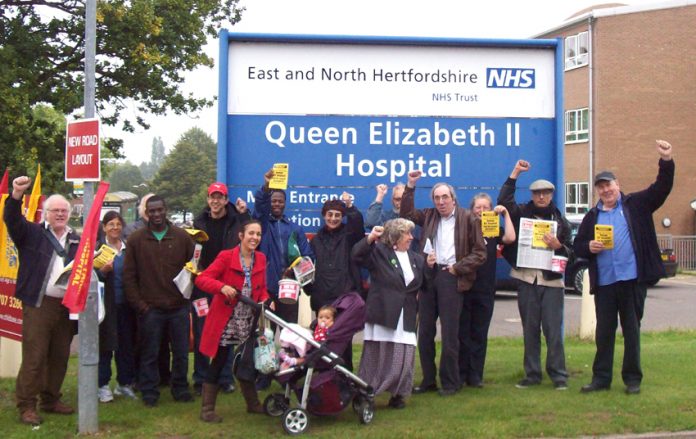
left=304, top=193, right=364, bottom=371
left=195, top=219, right=270, bottom=423
left=97, top=211, right=138, bottom=402
left=352, top=218, right=429, bottom=409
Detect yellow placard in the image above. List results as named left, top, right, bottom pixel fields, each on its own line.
left=481, top=211, right=499, bottom=238
left=93, top=244, right=117, bottom=270
left=532, top=221, right=552, bottom=249
left=269, top=163, right=289, bottom=190
left=594, top=224, right=614, bottom=249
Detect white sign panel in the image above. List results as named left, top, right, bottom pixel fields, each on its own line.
left=228, top=43, right=555, bottom=118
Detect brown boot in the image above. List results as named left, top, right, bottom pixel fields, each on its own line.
left=199, top=383, right=222, bottom=423
left=20, top=408, right=43, bottom=426
left=238, top=380, right=264, bottom=414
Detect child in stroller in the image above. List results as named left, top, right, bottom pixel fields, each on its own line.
left=278, top=305, right=335, bottom=370
left=255, top=292, right=375, bottom=435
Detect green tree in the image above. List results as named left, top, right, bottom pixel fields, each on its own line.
left=139, top=136, right=166, bottom=180
left=0, top=0, right=243, bottom=174
left=174, top=127, right=217, bottom=161
left=151, top=129, right=215, bottom=218
left=107, top=161, right=145, bottom=193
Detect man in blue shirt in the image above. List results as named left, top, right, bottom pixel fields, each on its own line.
left=574, top=140, right=674, bottom=395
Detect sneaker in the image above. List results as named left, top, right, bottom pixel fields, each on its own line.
left=554, top=381, right=568, bottom=391
left=114, top=384, right=138, bottom=399
left=515, top=378, right=541, bottom=389
left=98, top=385, right=114, bottom=403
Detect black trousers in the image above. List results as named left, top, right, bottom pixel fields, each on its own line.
left=458, top=288, right=495, bottom=386
left=417, top=270, right=463, bottom=391
left=592, top=280, right=647, bottom=386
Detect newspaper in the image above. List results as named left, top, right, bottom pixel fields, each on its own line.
left=516, top=217, right=557, bottom=271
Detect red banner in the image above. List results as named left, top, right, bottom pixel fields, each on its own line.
left=62, top=181, right=110, bottom=313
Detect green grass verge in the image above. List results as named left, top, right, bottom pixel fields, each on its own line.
left=2, top=330, right=696, bottom=438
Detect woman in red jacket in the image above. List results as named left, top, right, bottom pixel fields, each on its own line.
left=194, top=220, right=270, bottom=423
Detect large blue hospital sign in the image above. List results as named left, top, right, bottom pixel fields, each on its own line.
left=217, top=33, right=564, bottom=231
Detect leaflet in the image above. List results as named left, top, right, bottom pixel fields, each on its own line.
left=481, top=211, right=499, bottom=238
left=269, top=163, right=289, bottom=190
left=594, top=224, right=614, bottom=249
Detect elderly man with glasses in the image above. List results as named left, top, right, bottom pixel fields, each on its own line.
left=498, top=160, right=572, bottom=391
left=4, top=176, right=80, bottom=426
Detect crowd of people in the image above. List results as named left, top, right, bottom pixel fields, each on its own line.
left=3, top=140, right=674, bottom=426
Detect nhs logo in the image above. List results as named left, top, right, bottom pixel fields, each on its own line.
left=486, top=68, right=535, bottom=89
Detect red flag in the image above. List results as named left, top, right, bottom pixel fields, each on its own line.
left=62, top=181, right=110, bottom=313
left=0, top=169, right=8, bottom=194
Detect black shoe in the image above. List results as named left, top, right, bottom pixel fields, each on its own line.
left=515, top=378, right=541, bottom=389
left=467, top=381, right=484, bottom=389
left=625, top=384, right=640, bottom=395
left=580, top=382, right=610, bottom=393
left=554, top=381, right=568, bottom=391
left=143, top=398, right=158, bottom=407
left=173, top=392, right=193, bottom=402
left=412, top=384, right=438, bottom=394
left=388, top=395, right=406, bottom=409
left=438, top=388, right=458, bottom=397
left=220, top=382, right=236, bottom=394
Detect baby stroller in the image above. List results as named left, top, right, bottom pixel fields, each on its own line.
left=238, top=292, right=375, bottom=435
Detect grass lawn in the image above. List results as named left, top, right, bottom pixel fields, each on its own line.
left=1, top=330, right=696, bottom=438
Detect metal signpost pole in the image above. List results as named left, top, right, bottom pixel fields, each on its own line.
left=78, top=0, right=98, bottom=433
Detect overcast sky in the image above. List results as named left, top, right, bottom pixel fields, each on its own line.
left=108, top=0, right=661, bottom=165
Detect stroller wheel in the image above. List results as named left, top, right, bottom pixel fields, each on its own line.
left=282, top=408, right=309, bottom=435
left=358, top=400, right=375, bottom=425
left=264, top=393, right=289, bottom=417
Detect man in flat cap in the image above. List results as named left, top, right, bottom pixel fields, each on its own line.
left=575, top=140, right=674, bottom=395
left=498, top=160, right=572, bottom=390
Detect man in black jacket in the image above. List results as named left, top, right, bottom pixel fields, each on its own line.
left=4, top=176, right=80, bottom=425
left=575, top=140, right=674, bottom=395
left=498, top=161, right=572, bottom=391
left=191, top=182, right=249, bottom=396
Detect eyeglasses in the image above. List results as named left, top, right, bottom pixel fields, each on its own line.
left=48, top=209, right=69, bottom=214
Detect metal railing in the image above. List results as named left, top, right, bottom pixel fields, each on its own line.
left=657, top=235, right=696, bottom=271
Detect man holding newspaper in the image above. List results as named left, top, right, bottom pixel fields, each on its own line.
left=498, top=160, right=573, bottom=391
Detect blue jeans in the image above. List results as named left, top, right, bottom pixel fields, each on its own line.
left=138, top=306, right=190, bottom=402
left=191, top=288, right=233, bottom=386
left=98, top=302, right=137, bottom=387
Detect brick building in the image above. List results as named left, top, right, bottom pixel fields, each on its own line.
left=536, top=1, right=696, bottom=235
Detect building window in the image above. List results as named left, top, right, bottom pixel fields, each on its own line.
left=565, top=31, right=589, bottom=70
left=565, top=108, right=589, bottom=143
left=566, top=182, right=589, bottom=215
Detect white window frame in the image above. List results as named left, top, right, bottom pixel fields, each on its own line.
left=565, top=108, right=589, bottom=144
left=565, top=182, right=590, bottom=215
left=565, top=31, right=589, bottom=71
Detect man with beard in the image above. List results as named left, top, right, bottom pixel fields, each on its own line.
left=498, top=160, right=572, bottom=391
